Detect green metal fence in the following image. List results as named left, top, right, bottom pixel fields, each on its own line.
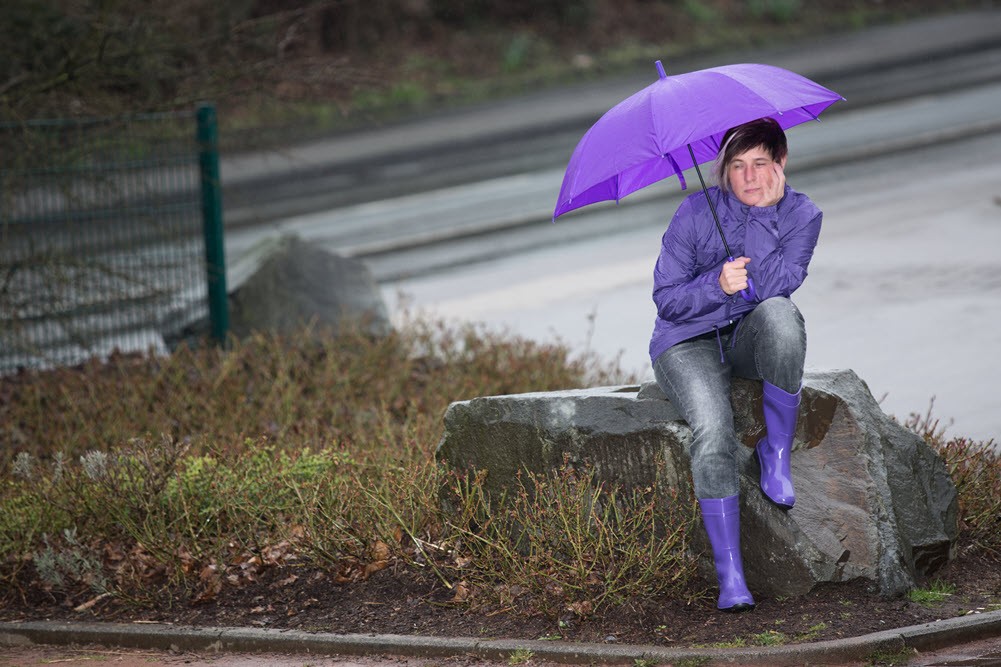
left=0, top=105, right=228, bottom=373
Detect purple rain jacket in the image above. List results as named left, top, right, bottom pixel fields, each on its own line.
left=649, top=184, right=822, bottom=364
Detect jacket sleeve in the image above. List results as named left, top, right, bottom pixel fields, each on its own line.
left=742, top=196, right=822, bottom=301
left=652, top=199, right=731, bottom=322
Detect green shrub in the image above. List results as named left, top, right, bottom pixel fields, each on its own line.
left=33, top=527, right=108, bottom=595
left=905, top=407, right=1001, bottom=558
left=0, top=454, right=73, bottom=586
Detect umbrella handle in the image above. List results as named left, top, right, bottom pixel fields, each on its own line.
left=727, top=256, right=758, bottom=302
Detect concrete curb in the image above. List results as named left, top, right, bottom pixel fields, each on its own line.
left=3, top=610, right=1001, bottom=665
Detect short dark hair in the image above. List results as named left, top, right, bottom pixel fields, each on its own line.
left=714, top=117, right=788, bottom=193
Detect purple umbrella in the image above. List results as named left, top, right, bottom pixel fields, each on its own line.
left=552, top=62, right=844, bottom=300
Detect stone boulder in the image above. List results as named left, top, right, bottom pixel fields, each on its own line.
left=228, top=234, right=391, bottom=338
left=435, top=369, right=959, bottom=598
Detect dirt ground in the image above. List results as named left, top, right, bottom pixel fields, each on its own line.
left=3, top=539, right=1000, bottom=662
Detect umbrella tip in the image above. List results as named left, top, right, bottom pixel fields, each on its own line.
left=655, top=60, right=667, bottom=80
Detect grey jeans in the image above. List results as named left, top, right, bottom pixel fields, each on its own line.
left=652, top=297, right=806, bottom=499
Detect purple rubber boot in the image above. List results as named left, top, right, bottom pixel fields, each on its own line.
left=699, top=495, right=755, bottom=612
left=756, top=381, right=801, bottom=510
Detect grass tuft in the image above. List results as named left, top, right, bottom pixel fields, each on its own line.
left=907, top=580, right=956, bottom=607
left=507, top=648, right=534, bottom=665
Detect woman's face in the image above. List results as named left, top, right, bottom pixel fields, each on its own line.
left=727, top=145, right=786, bottom=207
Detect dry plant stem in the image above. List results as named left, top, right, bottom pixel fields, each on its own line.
left=359, top=484, right=453, bottom=590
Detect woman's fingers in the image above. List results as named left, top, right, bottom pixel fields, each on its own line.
left=762, top=162, right=786, bottom=206
left=719, top=256, right=751, bottom=295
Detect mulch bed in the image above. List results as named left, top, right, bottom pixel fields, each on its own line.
left=3, top=540, right=999, bottom=649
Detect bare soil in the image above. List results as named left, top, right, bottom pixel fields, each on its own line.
left=3, top=539, right=999, bottom=654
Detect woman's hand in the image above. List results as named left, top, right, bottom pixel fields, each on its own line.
left=719, top=256, right=751, bottom=295
left=757, top=162, right=786, bottom=207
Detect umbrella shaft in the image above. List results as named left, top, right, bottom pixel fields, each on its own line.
left=687, top=144, right=733, bottom=258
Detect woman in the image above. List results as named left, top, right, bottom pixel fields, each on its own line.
left=649, top=117, right=822, bottom=612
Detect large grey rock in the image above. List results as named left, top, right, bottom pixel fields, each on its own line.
left=229, top=235, right=391, bottom=338
left=435, top=369, right=958, bottom=598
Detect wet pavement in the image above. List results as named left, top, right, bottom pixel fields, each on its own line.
left=0, top=645, right=425, bottom=667
left=907, top=635, right=1001, bottom=666
left=3, top=634, right=1001, bottom=666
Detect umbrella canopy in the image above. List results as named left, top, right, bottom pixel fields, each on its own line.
left=553, top=62, right=844, bottom=220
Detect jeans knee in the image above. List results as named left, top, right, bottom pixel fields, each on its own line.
left=690, top=422, right=734, bottom=458
left=756, top=297, right=802, bottom=323
left=689, top=427, right=739, bottom=498
left=696, top=415, right=731, bottom=436
left=754, top=298, right=805, bottom=354
left=745, top=298, right=805, bottom=391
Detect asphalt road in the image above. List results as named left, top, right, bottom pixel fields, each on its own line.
left=221, top=9, right=1001, bottom=291
left=219, top=10, right=1001, bottom=226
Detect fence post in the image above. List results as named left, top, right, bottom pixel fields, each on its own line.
left=196, top=103, right=229, bottom=344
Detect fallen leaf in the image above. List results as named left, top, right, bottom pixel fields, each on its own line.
left=276, top=574, right=299, bottom=587
left=177, top=547, right=198, bottom=574
left=451, top=581, right=470, bottom=602
left=192, top=564, right=223, bottom=604
left=103, top=543, right=126, bottom=563
left=363, top=560, right=389, bottom=578
left=370, top=541, right=390, bottom=561
left=262, top=540, right=293, bottom=564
